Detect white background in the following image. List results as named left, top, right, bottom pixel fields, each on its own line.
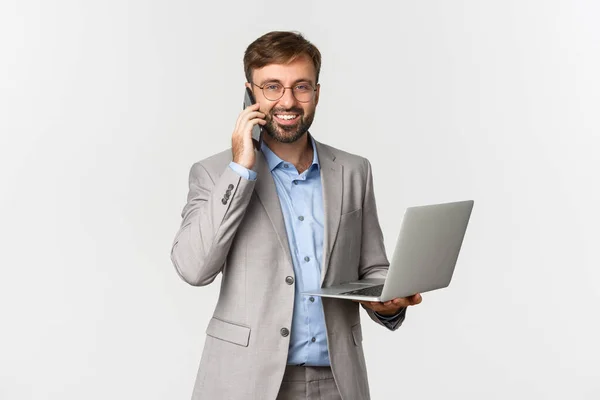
left=1, top=1, right=599, bottom=399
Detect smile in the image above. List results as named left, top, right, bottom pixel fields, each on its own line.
left=275, top=114, right=299, bottom=121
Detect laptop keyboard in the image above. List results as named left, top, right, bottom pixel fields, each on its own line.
left=341, top=284, right=384, bottom=297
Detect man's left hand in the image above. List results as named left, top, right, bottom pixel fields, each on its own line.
left=353, top=293, right=422, bottom=316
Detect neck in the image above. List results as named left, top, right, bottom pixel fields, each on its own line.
left=263, top=133, right=313, bottom=172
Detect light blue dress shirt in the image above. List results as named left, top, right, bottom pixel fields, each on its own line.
left=228, top=138, right=402, bottom=366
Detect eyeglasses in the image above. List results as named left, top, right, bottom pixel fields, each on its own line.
left=251, top=82, right=317, bottom=103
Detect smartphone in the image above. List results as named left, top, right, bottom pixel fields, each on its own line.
left=243, top=87, right=263, bottom=150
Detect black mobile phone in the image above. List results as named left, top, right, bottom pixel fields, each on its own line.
left=243, top=87, right=263, bottom=150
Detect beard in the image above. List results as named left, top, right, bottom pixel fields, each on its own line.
left=263, top=107, right=315, bottom=144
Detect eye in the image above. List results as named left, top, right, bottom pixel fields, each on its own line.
left=295, top=84, right=312, bottom=92
left=264, top=83, right=282, bottom=91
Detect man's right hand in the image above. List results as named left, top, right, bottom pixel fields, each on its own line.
left=232, top=103, right=266, bottom=170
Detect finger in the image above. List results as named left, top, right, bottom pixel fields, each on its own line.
left=246, top=110, right=266, bottom=120
left=388, top=298, right=408, bottom=307
left=394, top=297, right=412, bottom=305
left=411, top=293, right=422, bottom=305
left=236, top=113, right=264, bottom=134
left=235, top=103, right=262, bottom=131
left=247, top=117, right=266, bottom=126
left=397, top=294, right=421, bottom=306
left=254, top=118, right=267, bottom=126
left=243, top=102, right=261, bottom=112
left=241, top=118, right=267, bottom=136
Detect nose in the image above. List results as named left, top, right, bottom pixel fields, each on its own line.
left=277, top=87, right=298, bottom=108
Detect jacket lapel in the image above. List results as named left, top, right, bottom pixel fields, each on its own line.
left=253, top=151, right=294, bottom=271
left=314, top=140, right=343, bottom=285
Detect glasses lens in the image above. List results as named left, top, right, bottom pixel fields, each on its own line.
left=293, top=84, right=315, bottom=102
left=262, top=83, right=284, bottom=101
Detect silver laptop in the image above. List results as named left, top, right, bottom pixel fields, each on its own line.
left=302, top=200, right=474, bottom=302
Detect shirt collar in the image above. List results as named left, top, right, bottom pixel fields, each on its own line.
left=261, top=134, right=320, bottom=173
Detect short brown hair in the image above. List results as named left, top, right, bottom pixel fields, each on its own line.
left=243, top=31, right=322, bottom=84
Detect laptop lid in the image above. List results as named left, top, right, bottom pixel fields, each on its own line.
left=380, top=200, right=474, bottom=300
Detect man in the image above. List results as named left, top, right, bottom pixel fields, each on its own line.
left=170, top=31, right=422, bottom=400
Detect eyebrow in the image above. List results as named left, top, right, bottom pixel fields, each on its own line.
left=259, top=78, right=315, bottom=86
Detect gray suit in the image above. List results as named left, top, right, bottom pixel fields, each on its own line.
left=170, top=139, right=406, bottom=400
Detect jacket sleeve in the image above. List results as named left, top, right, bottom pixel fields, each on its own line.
left=170, top=161, right=256, bottom=286
left=358, top=158, right=407, bottom=330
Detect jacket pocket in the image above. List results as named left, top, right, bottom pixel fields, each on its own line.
left=340, top=207, right=362, bottom=219
left=351, top=322, right=363, bottom=346
left=206, top=317, right=251, bottom=347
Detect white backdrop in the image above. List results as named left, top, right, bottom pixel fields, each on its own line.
left=1, top=1, right=599, bottom=399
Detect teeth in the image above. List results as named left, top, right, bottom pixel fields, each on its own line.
left=276, top=114, right=298, bottom=120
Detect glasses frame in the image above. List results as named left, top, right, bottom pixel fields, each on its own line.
left=251, top=82, right=317, bottom=103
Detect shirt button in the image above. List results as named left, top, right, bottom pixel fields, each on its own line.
left=298, top=216, right=304, bottom=221
left=309, top=297, right=315, bottom=302
left=311, top=337, right=316, bottom=342
left=285, top=276, right=294, bottom=285
left=304, top=256, right=310, bottom=262
left=281, top=328, right=289, bottom=337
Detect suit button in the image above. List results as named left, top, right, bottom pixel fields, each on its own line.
left=221, top=198, right=227, bottom=205
left=280, top=328, right=289, bottom=337
left=228, top=184, right=234, bottom=190
left=285, top=276, right=294, bottom=285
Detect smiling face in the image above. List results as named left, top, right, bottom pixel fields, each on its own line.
left=248, top=55, right=320, bottom=144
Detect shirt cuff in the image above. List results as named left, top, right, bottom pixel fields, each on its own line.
left=375, top=307, right=406, bottom=321
left=375, top=307, right=407, bottom=330
left=229, top=162, right=257, bottom=181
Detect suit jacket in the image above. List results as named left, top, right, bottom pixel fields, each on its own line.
left=170, top=138, right=406, bottom=400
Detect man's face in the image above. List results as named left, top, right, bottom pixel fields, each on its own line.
left=248, top=55, right=320, bottom=144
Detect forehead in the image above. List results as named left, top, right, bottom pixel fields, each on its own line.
left=252, top=55, right=317, bottom=85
